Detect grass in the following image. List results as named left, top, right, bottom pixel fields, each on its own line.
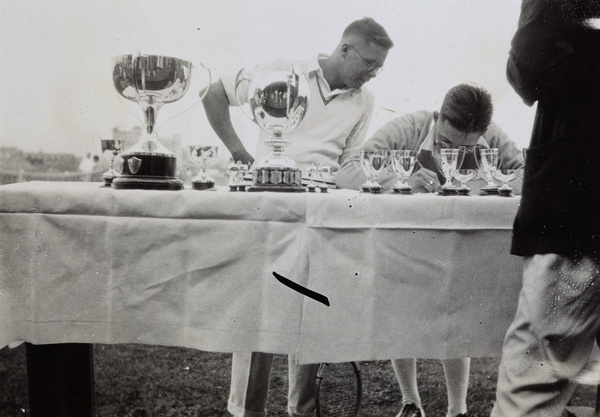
left=1, top=343, right=597, bottom=417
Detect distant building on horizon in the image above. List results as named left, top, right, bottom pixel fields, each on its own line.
left=0, top=127, right=198, bottom=185
left=0, top=146, right=83, bottom=184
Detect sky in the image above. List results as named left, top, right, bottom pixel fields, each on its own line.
left=0, top=0, right=536, bottom=158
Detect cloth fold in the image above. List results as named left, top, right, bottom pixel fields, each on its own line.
left=1, top=182, right=522, bottom=363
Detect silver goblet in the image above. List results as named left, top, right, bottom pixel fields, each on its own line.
left=235, top=67, right=309, bottom=192
left=228, top=160, right=250, bottom=191
left=476, top=148, right=500, bottom=194
left=305, top=163, right=319, bottom=192
left=453, top=169, right=478, bottom=195
left=316, top=164, right=336, bottom=192
left=359, top=150, right=376, bottom=192
left=493, top=168, right=518, bottom=196
left=437, top=148, right=460, bottom=195
left=452, top=145, right=479, bottom=195
left=187, top=145, right=219, bottom=190
left=361, top=150, right=389, bottom=193
left=99, top=139, right=125, bottom=185
left=389, top=150, right=416, bottom=194
left=112, top=53, right=210, bottom=190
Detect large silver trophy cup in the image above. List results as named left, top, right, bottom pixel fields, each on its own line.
left=237, top=67, right=309, bottom=192
left=112, top=54, right=200, bottom=190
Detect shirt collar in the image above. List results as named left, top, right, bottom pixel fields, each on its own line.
left=312, top=54, right=361, bottom=98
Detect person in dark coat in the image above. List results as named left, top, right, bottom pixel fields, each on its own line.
left=492, top=1, right=600, bottom=416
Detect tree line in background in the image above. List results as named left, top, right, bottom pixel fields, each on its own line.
left=0, top=146, right=102, bottom=185
left=0, top=128, right=233, bottom=187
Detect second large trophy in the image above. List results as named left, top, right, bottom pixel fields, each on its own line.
left=112, top=54, right=209, bottom=190
left=236, top=66, right=309, bottom=192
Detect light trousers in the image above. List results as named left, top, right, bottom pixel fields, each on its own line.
left=228, top=351, right=320, bottom=417
left=392, top=357, right=470, bottom=417
left=492, top=253, right=600, bottom=417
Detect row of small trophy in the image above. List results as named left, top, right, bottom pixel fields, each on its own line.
left=98, top=139, right=338, bottom=193
left=97, top=139, right=221, bottom=190
left=101, top=52, right=310, bottom=192
left=360, top=147, right=517, bottom=196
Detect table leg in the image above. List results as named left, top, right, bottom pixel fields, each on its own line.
left=26, top=343, right=95, bottom=417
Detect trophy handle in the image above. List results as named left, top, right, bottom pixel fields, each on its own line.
left=286, top=65, right=300, bottom=118
left=234, top=68, right=250, bottom=104
left=157, top=62, right=212, bottom=136
left=234, top=68, right=255, bottom=122
left=197, top=62, right=212, bottom=102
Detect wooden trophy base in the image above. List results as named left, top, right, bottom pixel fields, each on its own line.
left=192, top=181, right=215, bottom=190
left=111, top=153, right=183, bottom=191
left=112, top=176, right=183, bottom=190
left=246, top=184, right=306, bottom=192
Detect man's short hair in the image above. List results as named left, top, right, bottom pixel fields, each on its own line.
left=342, top=17, right=394, bottom=50
left=439, top=84, right=493, bottom=134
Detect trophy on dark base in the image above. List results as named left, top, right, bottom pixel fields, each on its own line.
left=390, top=150, right=416, bottom=194
left=438, top=148, right=460, bottom=195
left=187, top=145, right=219, bottom=190
left=99, top=139, right=125, bottom=185
left=236, top=67, right=309, bottom=192
left=494, top=168, right=518, bottom=196
left=111, top=54, right=209, bottom=190
left=476, top=147, right=500, bottom=195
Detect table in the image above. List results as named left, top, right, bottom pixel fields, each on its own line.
left=0, top=182, right=524, bottom=414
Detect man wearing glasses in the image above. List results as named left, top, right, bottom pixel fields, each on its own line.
left=336, top=83, right=525, bottom=196
left=335, top=83, right=524, bottom=417
left=201, top=17, right=393, bottom=417
left=202, top=17, right=391, bottom=173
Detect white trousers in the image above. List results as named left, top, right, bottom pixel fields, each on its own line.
left=228, top=352, right=320, bottom=417
left=492, top=253, right=600, bottom=417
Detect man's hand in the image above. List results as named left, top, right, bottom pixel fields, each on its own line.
left=202, top=80, right=255, bottom=166
left=407, top=167, right=440, bottom=193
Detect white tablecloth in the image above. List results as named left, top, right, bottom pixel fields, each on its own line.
left=0, top=182, right=523, bottom=363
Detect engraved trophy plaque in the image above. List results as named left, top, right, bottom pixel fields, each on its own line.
left=236, top=67, right=309, bottom=192
left=111, top=54, right=209, bottom=190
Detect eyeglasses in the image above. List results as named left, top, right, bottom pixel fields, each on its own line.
left=347, top=44, right=384, bottom=74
